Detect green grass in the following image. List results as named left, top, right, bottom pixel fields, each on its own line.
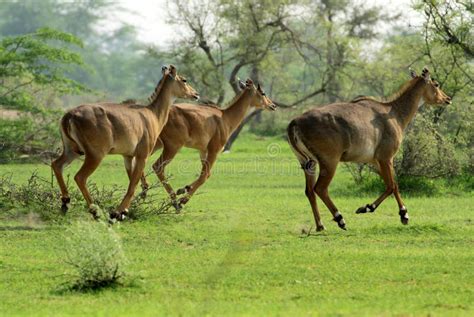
left=0, top=134, right=473, bottom=316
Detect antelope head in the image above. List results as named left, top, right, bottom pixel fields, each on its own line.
left=164, top=65, right=200, bottom=101
left=244, top=79, right=276, bottom=111
left=410, top=68, right=451, bottom=105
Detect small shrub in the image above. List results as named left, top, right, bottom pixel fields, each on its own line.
left=62, top=220, right=126, bottom=291
left=395, top=116, right=460, bottom=178
left=0, top=172, right=72, bottom=221
left=347, top=169, right=439, bottom=196
left=356, top=174, right=385, bottom=194
left=397, top=176, right=439, bottom=196
left=0, top=171, right=172, bottom=222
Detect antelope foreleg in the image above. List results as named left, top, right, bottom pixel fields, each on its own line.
left=355, top=160, right=408, bottom=224
left=112, top=156, right=147, bottom=220
left=177, top=151, right=217, bottom=208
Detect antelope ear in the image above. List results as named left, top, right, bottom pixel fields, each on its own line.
left=409, top=69, right=417, bottom=78
left=421, top=67, right=431, bottom=82
left=169, top=64, right=177, bottom=79
left=238, top=79, right=246, bottom=90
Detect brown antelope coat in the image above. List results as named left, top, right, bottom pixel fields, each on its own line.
left=288, top=68, right=451, bottom=231
left=52, top=65, right=199, bottom=219
left=142, top=79, right=276, bottom=209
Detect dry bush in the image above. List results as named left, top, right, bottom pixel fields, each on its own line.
left=62, top=220, right=126, bottom=291
left=0, top=171, right=172, bottom=222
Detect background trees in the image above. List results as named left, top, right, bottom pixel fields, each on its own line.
left=0, top=0, right=472, bottom=182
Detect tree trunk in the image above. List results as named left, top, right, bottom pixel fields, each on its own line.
left=223, top=109, right=263, bottom=152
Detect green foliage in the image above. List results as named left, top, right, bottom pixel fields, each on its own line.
left=0, top=27, right=88, bottom=112
left=0, top=113, right=61, bottom=163
left=62, top=220, right=127, bottom=291
left=395, top=115, right=461, bottom=179
left=248, top=110, right=289, bottom=137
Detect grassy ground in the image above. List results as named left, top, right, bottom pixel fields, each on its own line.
left=0, top=134, right=473, bottom=316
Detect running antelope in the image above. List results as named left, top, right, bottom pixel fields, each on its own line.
left=52, top=65, right=199, bottom=220
left=140, top=79, right=276, bottom=210
left=287, top=68, right=451, bottom=231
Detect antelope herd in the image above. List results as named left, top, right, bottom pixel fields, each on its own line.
left=52, top=66, right=451, bottom=230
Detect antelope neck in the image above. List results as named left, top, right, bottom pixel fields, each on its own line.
left=388, top=78, right=425, bottom=130
left=147, top=79, right=175, bottom=125
left=222, top=91, right=253, bottom=133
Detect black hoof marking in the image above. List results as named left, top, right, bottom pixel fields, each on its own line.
left=399, top=209, right=409, bottom=225
left=333, top=214, right=347, bottom=230
left=316, top=225, right=326, bottom=232
left=178, top=196, right=189, bottom=206
left=172, top=201, right=182, bottom=212
left=356, top=204, right=376, bottom=214
left=60, top=197, right=70, bottom=214
left=89, top=210, right=100, bottom=221
left=176, top=186, right=191, bottom=195
left=118, top=209, right=129, bottom=221
left=109, top=209, right=127, bottom=222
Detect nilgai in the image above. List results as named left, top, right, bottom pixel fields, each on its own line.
left=52, top=65, right=199, bottom=220
left=139, top=78, right=276, bottom=210
left=287, top=68, right=451, bottom=231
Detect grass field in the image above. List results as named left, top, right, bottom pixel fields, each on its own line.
left=0, top=134, right=473, bottom=316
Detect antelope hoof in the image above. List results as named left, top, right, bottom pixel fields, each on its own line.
left=399, top=209, right=409, bottom=225
left=333, top=213, right=347, bottom=230
left=176, top=185, right=191, bottom=195
left=178, top=196, right=189, bottom=206
left=88, top=204, right=101, bottom=220
left=60, top=197, right=70, bottom=214
left=171, top=200, right=182, bottom=212
left=356, top=204, right=376, bottom=214
left=110, top=209, right=128, bottom=221
left=316, top=225, right=326, bottom=232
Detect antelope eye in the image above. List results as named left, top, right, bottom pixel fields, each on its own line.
left=182, top=78, right=187, bottom=83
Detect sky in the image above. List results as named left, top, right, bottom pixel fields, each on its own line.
left=114, top=0, right=423, bottom=47
left=115, top=0, right=175, bottom=46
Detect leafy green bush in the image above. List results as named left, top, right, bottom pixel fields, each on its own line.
left=395, top=116, right=460, bottom=179
left=0, top=113, right=61, bottom=163
left=62, top=220, right=126, bottom=291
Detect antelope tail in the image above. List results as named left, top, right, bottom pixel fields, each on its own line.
left=287, top=120, right=316, bottom=166
left=60, top=112, right=83, bottom=155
